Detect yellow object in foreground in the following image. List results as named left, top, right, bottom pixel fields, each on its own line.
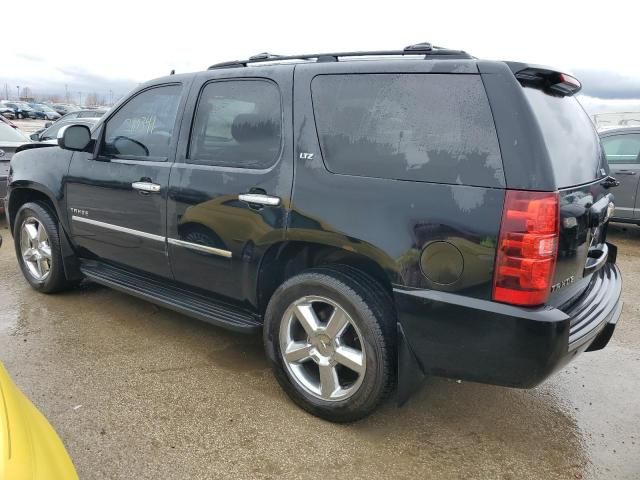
left=0, top=363, right=78, bottom=480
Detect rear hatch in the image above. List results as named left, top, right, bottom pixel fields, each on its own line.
left=520, top=73, right=614, bottom=307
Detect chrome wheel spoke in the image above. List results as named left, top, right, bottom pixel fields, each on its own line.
left=284, top=342, right=313, bottom=363
left=24, top=223, right=38, bottom=242
left=294, top=303, right=321, bottom=336
left=20, top=217, right=52, bottom=281
left=334, top=346, right=365, bottom=374
left=324, top=308, right=349, bottom=340
left=319, top=364, right=340, bottom=399
left=39, top=244, right=52, bottom=259
left=22, top=247, right=36, bottom=262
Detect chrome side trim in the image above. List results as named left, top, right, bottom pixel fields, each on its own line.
left=71, top=216, right=165, bottom=242
left=167, top=238, right=232, bottom=258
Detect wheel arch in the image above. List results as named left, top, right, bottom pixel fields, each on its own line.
left=8, top=184, right=64, bottom=234
left=8, top=185, right=82, bottom=281
left=255, top=240, right=399, bottom=315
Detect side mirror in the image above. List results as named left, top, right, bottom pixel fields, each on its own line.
left=58, top=124, right=92, bottom=152
left=30, top=133, right=40, bottom=141
left=44, top=121, right=53, bottom=128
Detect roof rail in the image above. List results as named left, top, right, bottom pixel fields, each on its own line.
left=207, top=42, right=472, bottom=70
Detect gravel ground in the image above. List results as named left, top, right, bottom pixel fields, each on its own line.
left=0, top=218, right=638, bottom=480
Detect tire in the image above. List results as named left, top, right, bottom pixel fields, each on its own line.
left=264, top=267, right=395, bottom=422
left=13, top=202, right=76, bottom=293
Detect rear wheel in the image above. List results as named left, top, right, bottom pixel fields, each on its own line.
left=264, top=267, right=395, bottom=422
left=13, top=202, right=77, bottom=293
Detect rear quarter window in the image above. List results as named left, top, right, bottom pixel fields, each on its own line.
left=523, top=88, right=602, bottom=187
left=311, top=74, right=504, bottom=187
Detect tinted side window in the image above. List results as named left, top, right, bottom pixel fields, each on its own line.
left=188, top=80, right=281, bottom=169
left=311, top=74, right=503, bottom=187
left=102, top=84, right=182, bottom=159
left=601, top=134, right=640, bottom=164
left=523, top=88, right=602, bottom=187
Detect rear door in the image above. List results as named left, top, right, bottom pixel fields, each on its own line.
left=600, top=132, right=640, bottom=219
left=167, top=66, right=293, bottom=306
left=66, top=83, right=186, bottom=278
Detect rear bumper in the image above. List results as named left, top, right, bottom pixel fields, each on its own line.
left=395, top=260, right=623, bottom=400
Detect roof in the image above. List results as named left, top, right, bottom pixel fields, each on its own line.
left=598, top=126, right=640, bottom=136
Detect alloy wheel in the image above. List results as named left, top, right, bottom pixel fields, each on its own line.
left=20, top=217, right=52, bottom=281
left=279, top=296, right=366, bottom=401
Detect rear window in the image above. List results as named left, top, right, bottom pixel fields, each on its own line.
left=523, top=88, right=602, bottom=187
left=311, top=74, right=504, bottom=187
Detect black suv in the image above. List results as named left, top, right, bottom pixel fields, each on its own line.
left=4, top=44, right=623, bottom=422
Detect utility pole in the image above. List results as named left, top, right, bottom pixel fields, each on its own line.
left=16, top=85, right=20, bottom=100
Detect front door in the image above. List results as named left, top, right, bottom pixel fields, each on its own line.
left=66, top=83, right=186, bottom=277
left=167, top=68, right=294, bottom=307
left=601, top=132, right=640, bottom=220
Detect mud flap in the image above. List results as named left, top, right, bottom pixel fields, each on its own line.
left=59, top=226, right=83, bottom=281
left=397, top=322, right=426, bottom=406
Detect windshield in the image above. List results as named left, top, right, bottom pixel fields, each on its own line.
left=0, top=122, right=29, bottom=143
left=40, top=123, right=66, bottom=140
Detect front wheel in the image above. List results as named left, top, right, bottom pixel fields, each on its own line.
left=13, top=202, right=76, bottom=293
left=264, top=267, right=395, bottom=422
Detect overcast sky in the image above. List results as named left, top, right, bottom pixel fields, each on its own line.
left=1, top=0, right=639, bottom=113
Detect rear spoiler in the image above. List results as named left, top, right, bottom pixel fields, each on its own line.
left=505, top=62, right=582, bottom=97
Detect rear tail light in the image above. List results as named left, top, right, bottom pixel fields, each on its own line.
left=492, top=190, right=560, bottom=307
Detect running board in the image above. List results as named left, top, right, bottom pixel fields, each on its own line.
left=80, top=260, right=261, bottom=333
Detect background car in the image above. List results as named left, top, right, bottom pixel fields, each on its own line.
left=30, top=117, right=98, bottom=143
left=0, top=101, right=36, bottom=119
left=51, top=104, right=80, bottom=116
left=0, top=115, right=19, bottom=129
left=0, top=121, right=31, bottom=212
left=28, top=103, right=62, bottom=121
left=600, top=127, right=640, bottom=225
left=0, top=105, right=16, bottom=119
left=55, top=108, right=106, bottom=123
left=40, top=109, right=106, bottom=132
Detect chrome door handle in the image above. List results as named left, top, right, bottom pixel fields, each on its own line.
left=238, top=193, right=281, bottom=206
left=132, top=181, right=161, bottom=193
left=613, top=170, right=637, bottom=175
